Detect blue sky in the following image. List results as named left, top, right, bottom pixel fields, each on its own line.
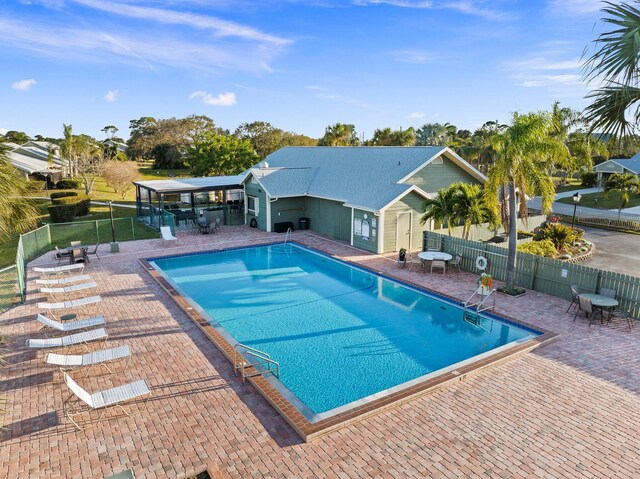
left=0, top=0, right=607, bottom=141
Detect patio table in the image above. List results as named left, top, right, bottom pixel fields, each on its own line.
left=417, top=252, right=453, bottom=262
left=580, top=293, right=618, bottom=323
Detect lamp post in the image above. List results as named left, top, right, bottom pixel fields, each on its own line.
left=571, top=192, right=582, bottom=231
left=107, top=201, right=119, bottom=252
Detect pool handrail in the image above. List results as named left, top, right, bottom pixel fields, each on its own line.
left=233, top=343, right=280, bottom=383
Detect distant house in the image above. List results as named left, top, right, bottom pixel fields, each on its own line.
left=594, top=153, right=640, bottom=184
left=243, top=147, right=485, bottom=253
left=2, top=140, right=64, bottom=183
left=104, top=139, right=128, bottom=155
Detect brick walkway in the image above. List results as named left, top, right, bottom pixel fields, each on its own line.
left=2, top=226, right=640, bottom=478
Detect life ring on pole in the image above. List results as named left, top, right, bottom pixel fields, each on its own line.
left=249, top=218, right=258, bottom=228
left=475, top=255, right=488, bottom=271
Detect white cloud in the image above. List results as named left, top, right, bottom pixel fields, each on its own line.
left=0, top=128, right=8, bottom=136
left=548, top=0, right=602, bottom=15
left=12, top=79, right=37, bottom=91
left=410, top=112, right=424, bottom=119
left=389, top=50, right=434, bottom=64
left=352, top=0, right=516, bottom=21
left=305, top=85, right=373, bottom=110
left=189, top=90, right=236, bottom=106
left=516, top=74, right=582, bottom=88
left=104, top=89, right=119, bottom=102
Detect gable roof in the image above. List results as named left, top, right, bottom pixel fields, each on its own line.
left=5, top=149, right=62, bottom=174
left=595, top=153, right=640, bottom=175
left=244, top=146, right=484, bottom=212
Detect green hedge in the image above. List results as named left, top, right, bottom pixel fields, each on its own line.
left=48, top=204, right=78, bottom=223
left=56, top=179, right=81, bottom=189
left=48, top=195, right=92, bottom=222
left=50, top=191, right=78, bottom=200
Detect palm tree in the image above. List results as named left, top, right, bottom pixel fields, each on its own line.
left=420, top=187, right=456, bottom=235
left=604, top=172, right=640, bottom=218
left=61, top=123, right=75, bottom=177
left=0, top=148, right=39, bottom=240
left=485, top=112, right=569, bottom=293
left=450, top=183, right=496, bottom=240
left=582, top=2, right=640, bottom=138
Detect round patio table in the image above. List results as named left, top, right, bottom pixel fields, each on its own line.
left=417, top=252, right=453, bottom=262
left=580, top=293, right=618, bottom=309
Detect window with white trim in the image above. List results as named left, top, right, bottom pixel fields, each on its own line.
left=247, top=195, right=259, bottom=215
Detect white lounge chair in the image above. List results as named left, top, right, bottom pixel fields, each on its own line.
left=27, top=328, right=108, bottom=349
left=62, top=370, right=151, bottom=430
left=33, top=263, right=85, bottom=277
left=36, top=313, right=105, bottom=333
left=160, top=226, right=177, bottom=241
left=45, top=345, right=131, bottom=376
left=40, top=281, right=98, bottom=298
left=37, top=295, right=102, bottom=314
left=35, top=274, right=92, bottom=285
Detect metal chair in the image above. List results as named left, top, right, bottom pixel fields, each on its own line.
left=85, top=243, right=101, bottom=261
left=54, top=246, right=73, bottom=265
left=448, top=253, right=463, bottom=272
left=567, top=285, right=580, bottom=313
left=407, top=253, right=424, bottom=272
left=599, top=288, right=616, bottom=298
left=610, top=301, right=638, bottom=331
left=574, top=295, right=599, bottom=326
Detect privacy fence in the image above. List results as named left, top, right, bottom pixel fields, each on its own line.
left=1, top=216, right=167, bottom=315
left=423, top=231, right=640, bottom=319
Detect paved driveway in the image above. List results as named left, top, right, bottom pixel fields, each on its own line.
left=581, top=226, right=640, bottom=275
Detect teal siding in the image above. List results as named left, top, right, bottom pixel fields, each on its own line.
left=383, top=191, right=429, bottom=252
left=271, top=197, right=305, bottom=230
left=245, top=180, right=268, bottom=231
left=403, top=154, right=479, bottom=192
left=352, top=209, right=378, bottom=253
left=304, top=197, right=351, bottom=242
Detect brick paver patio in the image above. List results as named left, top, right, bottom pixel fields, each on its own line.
left=2, top=226, right=639, bottom=478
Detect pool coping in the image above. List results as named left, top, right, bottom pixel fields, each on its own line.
left=139, top=241, right=559, bottom=442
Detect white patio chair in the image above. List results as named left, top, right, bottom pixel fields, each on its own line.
left=45, top=345, right=131, bottom=376
left=407, top=253, right=424, bottom=272
left=448, top=253, right=463, bottom=273
left=431, top=259, right=446, bottom=276
left=26, top=328, right=108, bottom=349
left=33, top=263, right=85, bottom=277
left=62, top=370, right=151, bottom=430
left=40, top=281, right=98, bottom=300
left=160, top=226, right=177, bottom=241
left=37, top=295, right=102, bottom=317
left=36, top=313, right=105, bottom=333
left=35, top=274, right=92, bottom=285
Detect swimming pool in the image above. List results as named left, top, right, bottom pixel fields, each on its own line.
left=149, top=243, right=542, bottom=422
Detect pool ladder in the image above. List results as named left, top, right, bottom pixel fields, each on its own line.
left=233, top=343, right=280, bottom=384
left=463, top=287, right=496, bottom=327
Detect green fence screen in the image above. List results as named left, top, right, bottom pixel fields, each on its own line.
left=424, top=231, right=640, bottom=320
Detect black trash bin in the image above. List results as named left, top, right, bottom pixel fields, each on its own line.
left=299, top=217, right=310, bottom=230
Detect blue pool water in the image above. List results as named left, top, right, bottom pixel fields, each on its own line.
left=151, top=244, right=537, bottom=417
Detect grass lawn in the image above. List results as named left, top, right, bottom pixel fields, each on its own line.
left=556, top=190, right=640, bottom=209
left=0, top=199, right=159, bottom=268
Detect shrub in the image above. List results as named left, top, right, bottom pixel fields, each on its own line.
left=517, top=239, right=557, bottom=258
left=581, top=171, right=597, bottom=187
left=50, top=191, right=78, bottom=201
left=49, top=194, right=91, bottom=221
left=48, top=204, right=77, bottom=223
left=56, top=178, right=81, bottom=189
left=537, top=223, right=573, bottom=251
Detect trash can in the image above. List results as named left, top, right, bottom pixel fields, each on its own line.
left=299, top=217, right=310, bottom=230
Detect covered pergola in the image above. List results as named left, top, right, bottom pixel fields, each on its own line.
left=133, top=174, right=246, bottom=229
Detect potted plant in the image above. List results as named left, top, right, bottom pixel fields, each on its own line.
left=398, top=248, right=407, bottom=263
left=477, top=273, right=492, bottom=295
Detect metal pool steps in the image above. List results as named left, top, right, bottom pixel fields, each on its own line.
left=233, top=343, right=280, bottom=384
left=463, top=288, right=496, bottom=331
left=284, top=227, right=292, bottom=244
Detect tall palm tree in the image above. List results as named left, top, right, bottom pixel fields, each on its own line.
left=0, top=148, right=39, bottom=240
left=485, top=112, right=569, bottom=293
left=450, top=183, right=496, bottom=240
left=582, top=2, right=640, bottom=138
left=604, top=172, right=640, bottom=218
left=61, top=123, right=75, bottom=177
left=420, top=187, right=456, bottom=235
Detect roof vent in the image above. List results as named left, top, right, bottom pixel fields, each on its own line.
left=260, top=161, right=269, bottom=169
